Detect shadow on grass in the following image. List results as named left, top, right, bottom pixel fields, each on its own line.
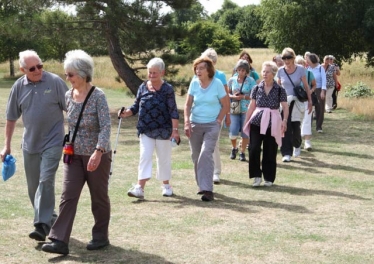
left=130, top=191, right=311, bottom=214
left=220, top=179, right=370, bottom=201
left=35, top=238, right=174, bottom=263
left=314, top=148, right=374, bottom=160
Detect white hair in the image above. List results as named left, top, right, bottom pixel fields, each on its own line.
left=262, top=61, right=278, bottom=76
left=64, top=50, right=94, bottom=82
left=147, top=57, right=165, bottom=71
left=201, top=48, right=218, bottom=64
left=295, top=55, right=305, bottom=66
left=19, top=50, right=42, bottom=68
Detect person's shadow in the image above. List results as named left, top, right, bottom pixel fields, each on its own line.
left=35, top=238, right=174, bottom=263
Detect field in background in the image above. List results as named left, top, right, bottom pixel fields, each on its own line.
left=0, top=48, right=373, bottom=119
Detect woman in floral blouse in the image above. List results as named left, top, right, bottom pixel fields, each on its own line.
left=119, top=58, right=180, bottom=200
left=42, top=50, right=112, bottom=255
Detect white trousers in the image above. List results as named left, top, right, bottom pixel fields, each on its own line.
left=325, top=87, right=334, bottom=111
left=301, top=102, right=313, bottom=136
left=138, top=134, right=172, bottom=181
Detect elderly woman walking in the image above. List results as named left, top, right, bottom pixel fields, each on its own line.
left=276, top=48, right=312, bottom=162
left=243, top=61, right=288, bottom=187
left=119, top=58, right=180, bottom=199
left=42, top=50, right=112, bottom=255
left=184, top=57, right=229, bottom=201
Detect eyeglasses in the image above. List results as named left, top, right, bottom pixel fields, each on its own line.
left=281, top=56, right=294, bottom=60
left=65, top=73, right=75, bottom=78
left=27, top=64, right=43, bottom=72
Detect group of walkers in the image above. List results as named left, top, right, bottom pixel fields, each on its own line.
left=0, top=47, right=340, bottom=255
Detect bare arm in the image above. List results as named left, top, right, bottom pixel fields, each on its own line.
left=217, top=94, right=230, bottom=124
left=301, top=75, right=313, bottom=114
left=280, top=101, right=289, bottom=134
left=184, top=95, right=193, bottom=138
left=1, top=120, right=16, bottom=162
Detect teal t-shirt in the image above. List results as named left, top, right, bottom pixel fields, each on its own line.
left=228, top=76, right=256, bottom=112
left=188, top=78, right=227, bottom=123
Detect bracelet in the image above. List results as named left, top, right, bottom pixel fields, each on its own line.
left=172, top=128, right=178, bottom=131
left=95, top=148, right=104, bottom=153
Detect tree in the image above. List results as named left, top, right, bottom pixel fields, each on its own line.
left=259, top=0, right=374, bottom=67
left=51, top=0, right=198, bottom=95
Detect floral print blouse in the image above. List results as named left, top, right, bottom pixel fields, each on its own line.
left=325, top=64, right=336, bottom=88
left=65, top=87, right=111, bottom=156
left=129, top=81, right=179, bottom=140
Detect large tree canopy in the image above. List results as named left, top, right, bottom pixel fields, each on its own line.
left=259, top=0, right=374, bottom=66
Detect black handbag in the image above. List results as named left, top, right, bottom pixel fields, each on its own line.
left=284, top=69, right=308, bottom=102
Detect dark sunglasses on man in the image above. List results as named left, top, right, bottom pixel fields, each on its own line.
left=26, top=64, right=43, bottom=72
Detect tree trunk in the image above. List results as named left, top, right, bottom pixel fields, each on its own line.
left=9, top=56, right=15, bottom=77
left=105, top=25, right=142, bottom=96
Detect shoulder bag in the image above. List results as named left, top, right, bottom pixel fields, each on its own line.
left=230, top=76, right=246, bottom=114
left=284, top=69, right=308, bottom=102
left=63, top=86, right=96, bottom=164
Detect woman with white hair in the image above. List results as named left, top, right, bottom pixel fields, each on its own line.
left=243, top=61, right=288, bottom=186
left=42, top=49, right=112, bottom=255
left=228, top=59, right=256, bottom=161
left=119, top=57, right=180, bottom=200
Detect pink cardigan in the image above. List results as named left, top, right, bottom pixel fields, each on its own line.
left=243, top=107, right=283, bottom=147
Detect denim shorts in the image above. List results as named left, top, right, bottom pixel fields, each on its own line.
left=229, top=113, right=248, bottom=138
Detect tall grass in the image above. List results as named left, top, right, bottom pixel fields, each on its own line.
left=1, top=48, right=373, bottom=118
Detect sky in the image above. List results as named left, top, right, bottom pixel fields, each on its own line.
left=200, top=0, right=261, bottom=14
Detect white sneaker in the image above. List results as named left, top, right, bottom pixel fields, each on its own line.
left=317, top=129, right=323, bottom=133
left=213, top=174, right=220, bottom=184
left=264, top=181, right=273, bottom=187
left=127, top=184, right=144, bottom=199
left=252, top=177, right=262, bottom=187
left=162, top=184, right=173, bottom=197
left=293, top=147, right=301, bottom=157
left=282, top=155, right=291, bottom=162
left=304, top=141, right=312, bottom=151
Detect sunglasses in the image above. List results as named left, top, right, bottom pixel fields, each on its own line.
left=65, top=73, right=75, bottom=78
left=281, top=56, right=294, bottom=60
left=27, top=64, right=43, bottom=72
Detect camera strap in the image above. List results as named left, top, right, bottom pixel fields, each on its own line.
left=71, top=86, right=95, bottom=144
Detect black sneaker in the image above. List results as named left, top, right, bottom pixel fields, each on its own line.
left=86, top=239, right=110, bottom=250
left=201, top=191, right=214, bottom=202
left=239, top=152, right=246, bottom=161
left=230, top=148, right=238, bottom=159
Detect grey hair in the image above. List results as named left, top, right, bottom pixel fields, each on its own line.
left=262, top=61, right=278, bottom=76
left=64, top=49, right=94, bottom=82
left=147, top=57, right=165, bottom=71
left=201, top=48, right=218, bottom=64
left=235, top=59, right=250, bottom=74
left=19, top=50, right=42, bottom=68
left=295, top=55, right=305, bottom=66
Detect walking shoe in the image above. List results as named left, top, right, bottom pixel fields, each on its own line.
left=282, top=155, right=291, bottom=162
left=332, top=104, right=337, bottom=110
left=162, top=184, right=173, bottom=197
left=86, top=239, right=110, bottom=250
left=201, top=191, right=214, bottom=201
left=317, top=129, right=323, bottom=133
left=42, top=239, right=69, bottom=255
left=293, top=147, right=301, bottom=157
left=252, top=177, right=262, bottom=187
left=304, top=141, right=312, bottom=151
left=29, top=224, right=49, bottom=241
left=127, top=184, right=144, bottom=199
left=213, top=174, right=220, bottom=184
left=230, top=148, right=238, bottom=159
left=239, top=152, right=246, bottom=161
left=264, top=181, right=273, bottom=187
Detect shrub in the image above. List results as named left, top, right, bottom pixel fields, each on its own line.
left=344, top=81, right=373, bottom=98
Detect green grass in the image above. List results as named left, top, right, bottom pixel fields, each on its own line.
left=0, top=63, right=373, bottom=263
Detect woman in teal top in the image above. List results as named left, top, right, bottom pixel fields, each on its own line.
left=228, top=60, right=256, bottom=161
left=232, top=51, right=260, bottom=83
left=184, top=57, right=229, bottom=202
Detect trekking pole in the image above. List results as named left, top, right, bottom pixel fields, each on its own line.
left=110, top=107, right=125, bottom=177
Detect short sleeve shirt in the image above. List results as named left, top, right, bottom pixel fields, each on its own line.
left=228, top=76, right=257, bottom=112
left=276, top=65, right=306, bottom=96
left=250, top=80, right=287, bottom=127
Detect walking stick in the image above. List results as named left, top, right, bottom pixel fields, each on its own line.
left=110, top=107, right=125, bottom=177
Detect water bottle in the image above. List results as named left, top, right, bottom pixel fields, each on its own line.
left=171, top=138, right=178, bottom=148
left=2, top=154, right=16, bottom=181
